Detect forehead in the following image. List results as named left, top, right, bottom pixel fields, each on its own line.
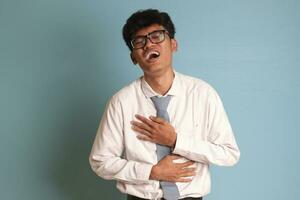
left=135, top=24, right=164, bottom=36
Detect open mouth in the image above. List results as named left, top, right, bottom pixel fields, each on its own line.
left=145, top=50, right=160, bottom=61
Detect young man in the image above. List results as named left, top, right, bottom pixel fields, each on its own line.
left=89, top=9, right=240, bottom=200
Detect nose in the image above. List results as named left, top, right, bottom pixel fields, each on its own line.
left=143, top=37, right=155, bottom=50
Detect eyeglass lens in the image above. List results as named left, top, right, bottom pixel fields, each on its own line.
left=131, top=30, right=166, bottom=49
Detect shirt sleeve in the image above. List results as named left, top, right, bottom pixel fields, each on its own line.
left=172, top=87, right=241, bottom=166
left=89, top=96, right=153, bottom=184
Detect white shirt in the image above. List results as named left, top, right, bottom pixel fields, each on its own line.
left=89, top=70, right=240, bottom=199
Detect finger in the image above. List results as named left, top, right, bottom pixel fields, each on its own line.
left=182, top=167, right=196, bottom=172
left=176, top=161, right=195, bottom=168
left=149, top=116, right=166, bottom=124
left=136, top=135, right=153, bottom=142
left=131, top=121, right=152, bottom=132
left=132, top=125, right=152, bottom=138
left=135, top=114, right=156, bottom=127
left=179, top=171, right=196, bottom=178
left=168, top=154, right=183, bottom=160
left=176, top=177, right=193, bottom=182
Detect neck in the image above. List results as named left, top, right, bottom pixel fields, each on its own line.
left=144, top=67, right=174, bottom=96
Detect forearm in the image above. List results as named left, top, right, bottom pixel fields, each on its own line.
left=172, top=87, right=241, bottom=166
left=89, top=153, right=153, bottom=184
left=172, top=132, right=240, bottom=166
left=89, top=97, right=155, bottom=183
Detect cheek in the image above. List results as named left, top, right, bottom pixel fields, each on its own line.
left=133, top=52, right=143, bottom=62
left=161, top=47, right=173, bottom=60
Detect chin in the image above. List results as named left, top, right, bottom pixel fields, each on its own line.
left=144, top=65, right=170, bottom=76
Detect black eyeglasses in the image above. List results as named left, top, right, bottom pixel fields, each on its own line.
left=130, top=30, right=169, bottom=50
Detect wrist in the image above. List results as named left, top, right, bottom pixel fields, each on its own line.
left=149, top=165, right=159, bottom=180
left=169, top=132, right=177, bottom=148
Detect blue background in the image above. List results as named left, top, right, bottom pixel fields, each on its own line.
left=0, top=0, right=299, bottom=199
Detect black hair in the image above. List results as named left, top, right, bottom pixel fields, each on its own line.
left=122, top=9, right=176, bottom=51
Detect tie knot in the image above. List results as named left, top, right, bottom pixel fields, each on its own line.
left=150, top=95, right=171, bottom=111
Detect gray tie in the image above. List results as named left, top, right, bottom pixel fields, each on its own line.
left=151, top=95, right=180, bottom=200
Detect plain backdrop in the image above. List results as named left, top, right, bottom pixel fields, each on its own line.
left=0, top=0, right=299, bottom=200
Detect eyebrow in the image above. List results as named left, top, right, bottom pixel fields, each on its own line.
left=134, top=30, right=164, bottom=38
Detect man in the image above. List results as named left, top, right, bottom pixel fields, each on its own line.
left=89, top=9, right=240, bottom=200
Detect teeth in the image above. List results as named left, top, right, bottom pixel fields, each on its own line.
left=146, top=51, right=160, bottom=60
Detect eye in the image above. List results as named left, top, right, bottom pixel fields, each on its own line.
left=150, top=31, right=162, bottom=39
left=132, top=37, right=145, bottom=46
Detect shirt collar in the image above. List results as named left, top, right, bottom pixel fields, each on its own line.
left=140, top=70, right=181, bottom=98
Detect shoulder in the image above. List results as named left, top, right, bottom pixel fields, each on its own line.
left=176, top=71, right=218, bottom=96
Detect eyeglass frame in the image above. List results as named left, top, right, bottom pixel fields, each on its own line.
left=130, top=29, right=170, bottom=50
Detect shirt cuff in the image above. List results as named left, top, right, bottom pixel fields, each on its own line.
left=172, top=131, right=191, bottom=156
left=135, top=162, right=154, bottom=181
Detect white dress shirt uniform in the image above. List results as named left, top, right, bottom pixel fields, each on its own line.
left=89, top=71, right=240, bottom=200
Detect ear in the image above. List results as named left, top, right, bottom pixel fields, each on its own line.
left=130, top=52, right=137, bottom=65
left=171, top=38, right=178, bottom=52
